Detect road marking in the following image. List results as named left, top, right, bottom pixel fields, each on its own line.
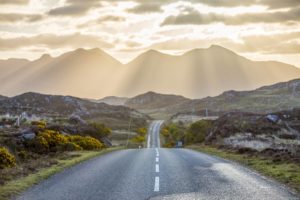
left=155, top=148, right=159, bottom=156
left=156, top=164, right=159, bottom=172
left=154, top=177, right=159, bottom=192
left=156, top=157, right=159, bottom=162
left=147, top=124, right=153, bottom=148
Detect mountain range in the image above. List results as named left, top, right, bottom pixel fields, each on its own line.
left=122, top=78, right=300, bottom=118
left=1, top=45, right=300, bottom=99
left=1, top=78, right=300, bottom=122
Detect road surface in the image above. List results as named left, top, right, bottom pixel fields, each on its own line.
left=17, top=120, right=299, bottom=200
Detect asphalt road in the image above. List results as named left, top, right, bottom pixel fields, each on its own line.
left=17, top=120, right=299, bottom=200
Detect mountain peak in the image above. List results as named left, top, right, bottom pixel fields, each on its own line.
left=184, top=45, right=238, bottom=57
left=137, top=49, right=164, bottom=58
left=207, top=44, right=236, bottom=54
left=146, top=49, right=160, bottom=54
left=39, top=54, right=52, bottom=60
left=208, top=44, right=226, bottom=49
left=72, top=48, right=104, bottom=55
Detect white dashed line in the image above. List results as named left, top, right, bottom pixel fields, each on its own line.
left=156, top=164, right=159, bottom=173
left=156, top=157, right=159, bottom=162
left=154, top=177, right=160, bottom=192
left=156, top=148, right=159, bottom=157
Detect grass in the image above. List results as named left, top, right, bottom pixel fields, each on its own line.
left=188, top=145, right=300, bottom=195
left=0, top=147, right=122, bottom=200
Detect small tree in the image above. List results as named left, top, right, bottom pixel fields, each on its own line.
left=185, top=120, right=212, bottom=144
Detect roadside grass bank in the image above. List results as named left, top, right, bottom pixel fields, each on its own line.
left=188, top=145, right=300, bottom=195
left=0, top=147, right=122, bottom=200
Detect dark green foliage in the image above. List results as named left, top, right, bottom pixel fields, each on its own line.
left=185, top=120, right=212, bottom=144
left=161, top=123, right=185, bottom=148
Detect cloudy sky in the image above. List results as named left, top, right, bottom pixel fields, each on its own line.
left=0, top=0, right=299, bottom=67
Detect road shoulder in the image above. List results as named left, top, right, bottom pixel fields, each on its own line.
left=188, top=145, right=300, bottom=196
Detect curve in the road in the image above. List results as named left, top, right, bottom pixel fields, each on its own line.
left=147, top=120, right=164, bottom=148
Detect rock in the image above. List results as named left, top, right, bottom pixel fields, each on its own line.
left=266, top=114, right=279, bottom=123
left=20, top=129, right=36, bottom=140
left=101, top=137, right=112, bottom=147
left=69, top=115, right=86, bottom=125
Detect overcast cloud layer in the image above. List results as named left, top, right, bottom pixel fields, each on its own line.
left=0, top=0, right=299, bottom=66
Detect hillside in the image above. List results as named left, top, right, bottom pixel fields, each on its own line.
left=97, top=96, right=128, bottom=105
left=125, top=91, right=190, bottom=109
left=0, top=92, right=149, bottom=129
left=172, top=78, right=300, bottom=116
left=0, top=95, right=7, bottom=101
left=1, top=46, right=300, bottom=99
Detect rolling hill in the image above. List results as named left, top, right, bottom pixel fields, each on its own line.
left=97, top=96, right=128, bottom=106
left=0, top=92, right=149, bottom=129
left=125, top=91, right=190, bottom=110
left=109, top=78, right=300, bottom=119
left=0, top=95, right=7, bottom=101
left=161, top=78, right=300, bottom=117
left=1, top=45, right=300, bottom=99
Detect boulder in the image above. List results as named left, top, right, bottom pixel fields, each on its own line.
left=20, top=129, right=36, bottom=140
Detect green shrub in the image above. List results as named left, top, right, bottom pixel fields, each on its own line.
left=185, top=120, right=212, bottom=144
left=160, top=123, right=185, bottom=147
left=0, top=147, right=16, bottom=169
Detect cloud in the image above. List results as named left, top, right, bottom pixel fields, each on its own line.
left=48, top=0, right=101, bottom=16
left=0, top=13, right=44, bottom=23
left=161, top=6, right=300, bottom=26
left=145, top=30, right=300, bottom=56
left=192, top=0, right=254, bottom=8
left=77, top=15, right=125, bottom=28
left=261, top=0, right=300, bottom=9
left=99, top=15, right=125, bottom=22
left=237, top=32, right=300, bottom=54
left=0, top=0, right=29, bottom=4
left=192, top=0, right=300, bottom=9
left=0, top=33, right=114, bottom=50
left=127, top=2, right=162, bottom=13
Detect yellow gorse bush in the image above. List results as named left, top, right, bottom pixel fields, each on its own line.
left=0, top=147, right=16, bottom=169
left=68, top=135, right=104, bottom=150
left=28, top=129, right=104, bottom=153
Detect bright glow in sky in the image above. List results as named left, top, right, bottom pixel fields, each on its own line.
left=0, top=0, right=299, bottom=67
